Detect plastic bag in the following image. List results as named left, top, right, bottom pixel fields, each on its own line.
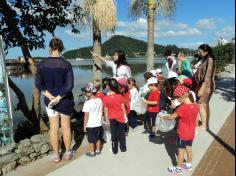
left=103, top=123, right=111, bottom=142
left=133, top=97, right=147, bottom=115
left=156, top=111, right=176, bottom=132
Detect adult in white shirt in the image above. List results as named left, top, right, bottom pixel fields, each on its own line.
left=91, top=50, right=131, bottom=78
left=164, top=50, right=178, bottom=95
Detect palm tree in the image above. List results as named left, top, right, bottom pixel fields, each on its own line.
left=81, top=0, right=116, bottom=80
left=129, top=0, right=177, bottom=71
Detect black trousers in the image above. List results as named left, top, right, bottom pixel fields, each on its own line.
left=110, top=119, right=126, bottom=154
left=129, top=110, right=138, bottom=129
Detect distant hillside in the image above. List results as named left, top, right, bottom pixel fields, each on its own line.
left=63, top=35, right=195, bottom=59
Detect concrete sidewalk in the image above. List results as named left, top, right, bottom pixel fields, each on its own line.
left=46, top=77, right=235, bottom=176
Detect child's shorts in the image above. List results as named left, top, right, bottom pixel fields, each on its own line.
left=176, top=137, right=193, bottom=148
left=146, top=112, right=157, bottom=127
left=87, top=126, right=103, bottom=143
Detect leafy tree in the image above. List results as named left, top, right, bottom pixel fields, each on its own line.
left=0, top=0, right=82, bottom=133
left=213, top=43, right=235, bottom=73
left=129, top=0, right=177, bottom=71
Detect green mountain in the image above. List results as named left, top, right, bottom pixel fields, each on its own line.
left=63, top=35, right=195, bottom=59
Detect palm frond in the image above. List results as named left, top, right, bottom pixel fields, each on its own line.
left=129, top=0, right=148, bottom=19
left=155, top=0, right=177, bottom=18
left=81, top=0, right=116, bottom=33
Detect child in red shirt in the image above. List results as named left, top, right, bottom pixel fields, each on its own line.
left=143, top=77, right=160, bottom=138
left=104, top=78, right=127, bottom=154
left=161, top=85, right=199, bottom=175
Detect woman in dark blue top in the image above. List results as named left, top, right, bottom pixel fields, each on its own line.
left=36, top=38, right=74, bottom=162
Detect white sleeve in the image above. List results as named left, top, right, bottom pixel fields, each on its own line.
left=132, top=89, right=139, bottom=104
left=105, top=60, right=115, bottom=68
left=82, top=101, right=90, bottom=113
left=126, top=66, right=132, bottom=78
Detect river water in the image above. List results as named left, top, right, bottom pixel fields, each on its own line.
left=8, top=57, right=176, bottom=125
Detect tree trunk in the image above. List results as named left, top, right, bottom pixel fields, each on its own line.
left=147, top=0, right=155, bottom=71
left=1, top=0, right=48, bottom=133
left=92, top=23, right=102, bottom=81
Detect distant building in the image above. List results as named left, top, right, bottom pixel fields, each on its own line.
left=218, top=37, right=228, bottom=45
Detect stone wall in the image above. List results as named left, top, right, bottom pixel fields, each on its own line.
left=0, top=134, right=52, bottom=175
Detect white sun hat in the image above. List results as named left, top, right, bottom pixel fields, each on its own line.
left=149, top=70, right=157, bottom=77
left=147, top=77, right=158, bottom=85
left=156, top=68, right=162, bottom=73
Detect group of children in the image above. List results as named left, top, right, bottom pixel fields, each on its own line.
left=81, top=66, right=199, bottom=175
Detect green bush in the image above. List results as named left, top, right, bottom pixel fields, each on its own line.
left=213, top=43, right=235, bottom=73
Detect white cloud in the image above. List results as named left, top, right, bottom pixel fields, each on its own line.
left=215, top=26, right=235, bottom=40
left=156, top=28, right=202, bottom=38
left=196, top=18, right=224, bottom=29
left=115, top=18, right=202, bottom=39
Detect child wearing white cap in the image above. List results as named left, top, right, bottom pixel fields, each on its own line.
left=142, top=77, right=160, bottom=137
left=82, top=83, right=104, bottom=157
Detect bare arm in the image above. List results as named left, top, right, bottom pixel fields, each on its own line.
left=121, top=103, right=127, bottom=116
left=42, top=90, right=55, bottom=101
left=104, top=107, right=109, bottom=124
left=161, top=112, right=178, bottom=120
left=90, top=51, right=107, bottom=63
left=83, top=112, right=89, bottom=132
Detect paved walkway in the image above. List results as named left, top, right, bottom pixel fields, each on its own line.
left=47, top=78, right=235, bottom=176
left=5, top=76, right=235, bottom=176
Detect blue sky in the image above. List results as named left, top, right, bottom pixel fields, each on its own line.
left=6, top=0, right=235, bottom=59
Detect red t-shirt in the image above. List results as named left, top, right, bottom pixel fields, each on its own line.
left=104, top=93, right=125, bottom=123
left=96, top=91, right=105, bottom=103
left=123, top=92, right=131, bottom=115
left=175, top=103, right=199, bottom=140
left=147, top=89, right=160, bottom=113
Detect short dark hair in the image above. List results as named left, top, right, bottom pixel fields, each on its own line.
left=106, top=78, right=120, bottom=94
left=144, top=72, right=155, bottom=81
left=49, top=37, right=65, bottom=52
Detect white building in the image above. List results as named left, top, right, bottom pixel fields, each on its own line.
left=218, top=37, right=228, bottom=45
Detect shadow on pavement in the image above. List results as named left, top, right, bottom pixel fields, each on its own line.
left=207, top=128, right=235, bottom=156
left=149, top=130, right=178, bottom=166
left=214, top=77, right=235, bottom=102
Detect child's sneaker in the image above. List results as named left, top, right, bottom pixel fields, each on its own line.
left=95, top=150, right=101, bottom=155
left=167, top=166, right=182, bottom=175
left=51, top=154, right=60, bottom=163
left=142, top=130, right=149, bottom=134
left=64, top=150, right=73, bottom=160
left=182, top=162, right=192, bottom=172
left=86, top=152, right=95, bottom=157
